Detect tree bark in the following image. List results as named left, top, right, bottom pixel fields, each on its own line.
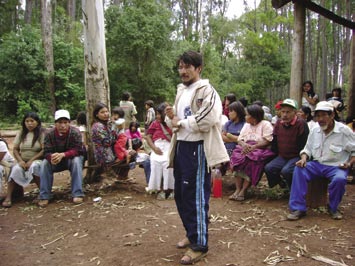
left=290, top=2, right=305, bottom=106
left=24, top=0, right=34, bottom=24
left=82, top=0, right=111, bottom=183
left=41, top=0, right=56, bottom=115
left=319, top=0, right=327, bottom=100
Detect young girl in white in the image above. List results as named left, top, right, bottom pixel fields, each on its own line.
left=145, top=103, right=174, bottom=200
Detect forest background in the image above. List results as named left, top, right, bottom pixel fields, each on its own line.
left=0, top=0, right=353, bottom=124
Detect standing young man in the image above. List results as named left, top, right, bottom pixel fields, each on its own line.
left=166, top=51, right=229, bottom=264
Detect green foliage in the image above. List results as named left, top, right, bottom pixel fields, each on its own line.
left=0, top=25, right=46, bottom=122
left=105, top=1, right=175, bottom=120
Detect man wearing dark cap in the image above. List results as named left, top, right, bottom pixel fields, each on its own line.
left=265, top=98, right=309, bottom=190
left=287, top=101, right=355, bottom=220
left=38, top=109, right=85, bottom=207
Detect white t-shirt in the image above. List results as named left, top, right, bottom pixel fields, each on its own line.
left=176, top=85, right=203, bottom=141
left=0, top=141, right=15, bottom=163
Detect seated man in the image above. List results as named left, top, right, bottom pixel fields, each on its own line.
left=38, top=110, right=85, bottom=207
left=287, top=101, right=355, bottom=220
left=265, top=99, right=309, bottom=190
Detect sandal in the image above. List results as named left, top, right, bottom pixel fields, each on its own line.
left=73, top=197, right=83, bottom=204
left=228, top=190, right=240, bottom=201
left=38, top=199, right=49, bottom=208
left=176, top=238, right=190, bottom=249
left=2, top=200, right=12, bottom=208
left=235, top=195, right=245, bottom=201
left=180, top=248, right=207, bottom=265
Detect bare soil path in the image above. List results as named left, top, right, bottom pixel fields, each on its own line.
left=1, top=135, right=354, bottom=266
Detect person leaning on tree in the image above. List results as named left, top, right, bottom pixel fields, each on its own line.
left=38, top=110, right=85, bottom=207
left=287, top=101, right=355, bottom=221
left=165, top=50, right=229, bottom=265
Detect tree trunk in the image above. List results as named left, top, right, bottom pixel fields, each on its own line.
left=41, top=0, right=56, bottom=115
left=24, top=0, right=34, bottom=24
left=82, top=0, right=111, bottom=183
left=348, top=29, right=355, bottom=119
left=290, top=2, right=305, bottom=106
left=319, top=0, right=327, bottom=100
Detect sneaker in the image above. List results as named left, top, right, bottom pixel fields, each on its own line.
left=156, top=191, right=166, bottom=200
left=328, top=206, right=343, bottom=220
left=167, top=192, right=174, bottom=200
left=287, top=210, right=306, bottom=221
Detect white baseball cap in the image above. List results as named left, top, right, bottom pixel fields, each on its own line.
left=115, top=118, right=125, bottom=126
left=315, top=101, right=334, bottom=112
left=54, top=109, right=70, bottom=121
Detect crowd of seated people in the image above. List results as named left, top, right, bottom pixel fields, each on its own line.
left=1, top=85, right=354, bottom=221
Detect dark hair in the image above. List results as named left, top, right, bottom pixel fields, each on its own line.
left=225, top=93, right=236, bottom=103
left=246, top=104, right=264, bottom=123
left=302, top=81, right=315, bottom=97
left=252, top=100, right=263, bottom=107
left=325, top=92, right=332, bottom=100
left=332, top=87, right=342, bottom=98
left=20, top=112, right=42, bottom=147
left=76, top=111, right=87, bottom=126
left=239, top=97, right=248, bottom=107
left=93, top=103, right=109, bottom=123
left=228, top=101, right=246, bottom=122
left=129, top=121, right=140, bottom=132
left=156, top=102, right=168, bottom=126
left=112, top=106, right=125, bottom=118
left=177, top=50, right=203, bottom=69
left=122, top=91, right=131, bottom=101
left=145, top=100, right=154, bottom=108
left=300, top=106, right=313, bottom=122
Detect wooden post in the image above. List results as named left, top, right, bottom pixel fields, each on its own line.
left=348, top=29, right=355, bottom=118
left=289, top=2, right=305, bottom=105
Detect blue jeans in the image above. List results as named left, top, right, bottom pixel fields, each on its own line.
left=264, top=156, right=299, bottom=189
left=289, top=161, right=347, bottom=213
left=39, top=156, right=84, bottom=200
left=141, top=157, right=151, bottom=184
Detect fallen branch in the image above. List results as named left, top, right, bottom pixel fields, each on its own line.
left=41, top=234, right=65, bottom=249
left=311, top=255, right=349, bottom=266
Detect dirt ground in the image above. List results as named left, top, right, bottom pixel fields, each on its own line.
left=1, top=135, right=354, bottom=266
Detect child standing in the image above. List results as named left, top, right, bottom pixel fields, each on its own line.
left=144, top=100, right=155, bottom=131
left=145, top=103, right=174, bottom=200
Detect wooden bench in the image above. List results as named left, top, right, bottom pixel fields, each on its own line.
left=306, top=167, right=355, bottom=208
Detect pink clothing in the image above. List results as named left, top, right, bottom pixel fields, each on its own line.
left=239, top=120, right=273, bottom=143
left=125, top=129, right=142, bottom=140
left=146, top=121, right=172, bottom=142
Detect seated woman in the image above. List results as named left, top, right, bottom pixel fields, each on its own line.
left=145, top=102, right=174, bottom=200
left=125, top=121, right=142, bottom=151
left=91, top=103, right=129, bottom=180
left=2, top=112, right=43, bottom=208
left=220, top=101, right=246, bottom=175
left=0, top=132, right=16, bottom=204
left=229, top=104, right=275, bottom=201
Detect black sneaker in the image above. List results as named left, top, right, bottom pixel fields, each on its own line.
left=287, top=210, right=306, bottom=221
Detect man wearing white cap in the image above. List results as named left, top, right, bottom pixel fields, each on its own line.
left=38, top=109, right=85, bottom=207
left=287, top=101, right=355, bottom=220
left=265, top=98, right=309, bottom=190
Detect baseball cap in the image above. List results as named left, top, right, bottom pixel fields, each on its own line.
left=315, top=101, right=334, bottom=112
left=280, top=98, right=298, bottom=109
left=54, top=109, right=70, bottom=121
left=115, top=118, right=125, bottom=126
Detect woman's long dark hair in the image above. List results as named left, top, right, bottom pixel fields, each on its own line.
left=156, top=102, right=168, bottom=126
left=302, top=81, right=315, bottom=98
left=20, top=112, right=42, bottom=147
left=93, top=103, right=109, bottom=124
